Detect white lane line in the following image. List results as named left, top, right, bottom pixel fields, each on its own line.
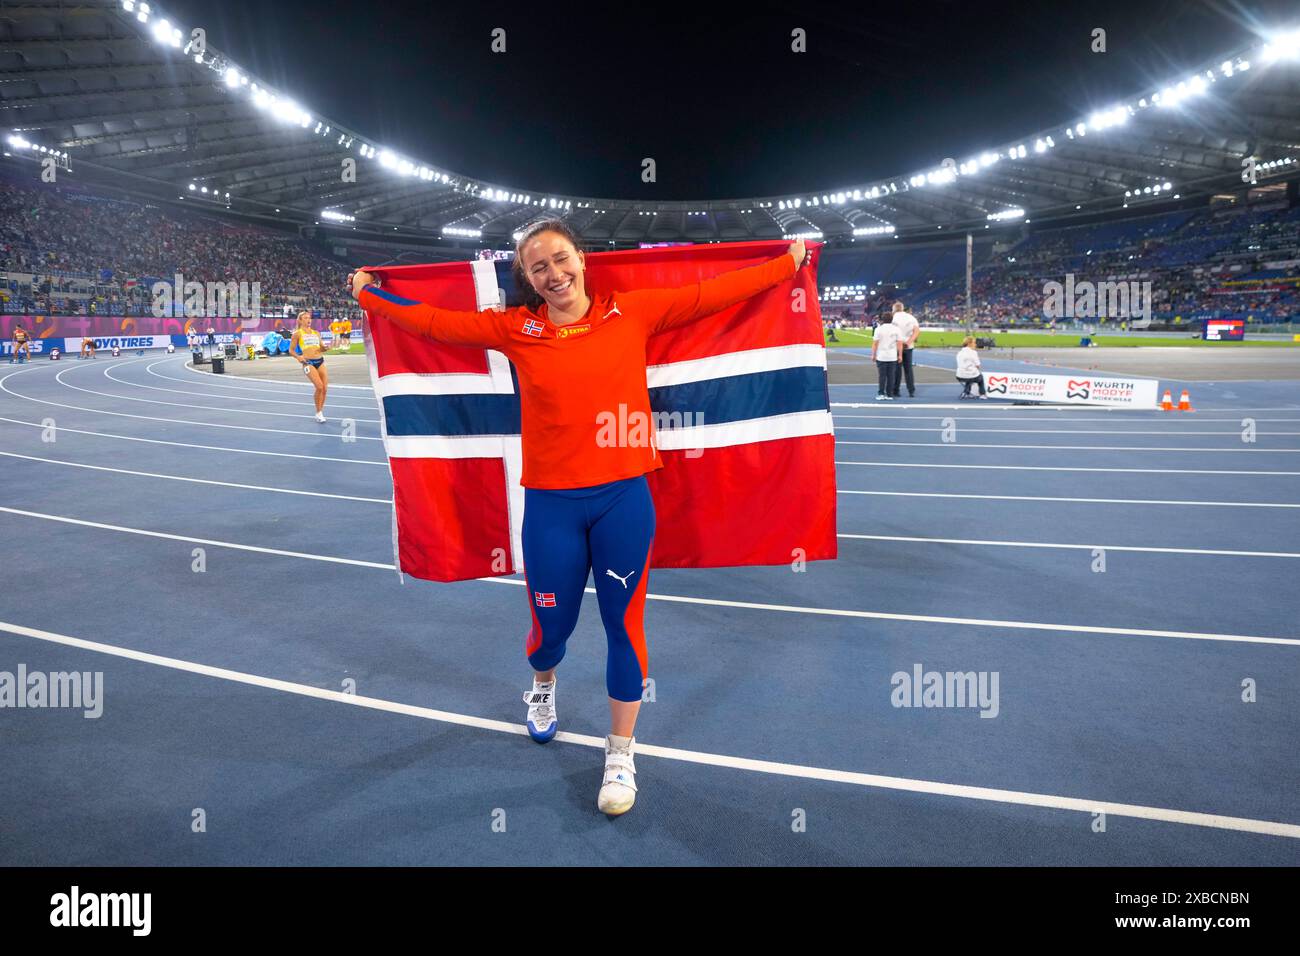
left=834, top=460, right=1300, bottom=477
left=829, top=400, right=1300, bottom=411
left=838, top=533, right=1300, bottom=559
left=0, top=506, right=396, bottom=569
left=3, top=619, right=1296, bottom=839
left=47, top=359, right=383, bottom=424
left=0, top=451, right=390, bottom=503
left=831, top=414, right=1300, bottom=423
left=99, top=360, right=378, bottom=410
left=836, top=440, right=1300, bottom=453
left=835, top=425, right=1300, bottom=436
left=0, top=364, right=383, bottom=441
left=839, top=489, right=1300, bottom=508
left=0, top=415, right=387, bottom=466
left=147, top=359, right=321, bottom=394
left=1, top=506, right=1296, bottom=647
left=146, top=359, right=356, bottom=397
left=2, top=447, right=1289, bottom=554
left=184, top=359, right=376, bottom=390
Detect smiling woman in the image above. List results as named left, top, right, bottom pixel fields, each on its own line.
left=348, top=225, right=808, bottom=816
left=512, top=218, right=590, bottom=320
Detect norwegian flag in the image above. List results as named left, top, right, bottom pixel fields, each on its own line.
left=363, top=240, right=837, bottom=582
left=521, top=318, right=545, bottom=337
left=534, top=591, right=557, bottom=608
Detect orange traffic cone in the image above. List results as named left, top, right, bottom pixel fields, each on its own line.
left=1177, top=389, right=1194, bottom=412
left=1160, top=389, right=1173, bottom=411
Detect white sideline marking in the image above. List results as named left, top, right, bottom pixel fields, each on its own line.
left=839, top=489, right=1300, bottom=508
left=1, top=506, right=1296, bottom=647
left=2, top=618, right=1297, bottom=839
left=835, top=425, right=1300, bottom=436
left=0, top=451, right=389, bottom=502
left=0, top=415, right=387, bottom=466
left=837, top=439, right=1300, bottom=453
left=105, top=360, right=378, bottom=410
left=184, top=358, right=376, bottom=390
left=0, top=363, right=382, bottom=441
left=834, top=460, right=1300, bottom=477
left=839, top=533, right=1300, bottom=559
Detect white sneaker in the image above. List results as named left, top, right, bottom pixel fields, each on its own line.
left=875, top=394, right=887, bottom=402
left=523, top=678, right=557, bottom=743
left=314, top=411, right=326, bottom=422
left=598, top=735, right=637, bottom=815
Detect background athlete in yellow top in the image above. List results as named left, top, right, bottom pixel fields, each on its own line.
left=9, top=323, right=32, bottom=363
left=290, top=310, right=330, bottom=423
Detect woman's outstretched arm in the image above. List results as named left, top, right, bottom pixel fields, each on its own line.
left=349, top=270, right=508, bottom=349
left=628, top=241, right=807, bottom=335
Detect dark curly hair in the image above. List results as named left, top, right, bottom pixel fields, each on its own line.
left=511, top=218, right=586, bottom=310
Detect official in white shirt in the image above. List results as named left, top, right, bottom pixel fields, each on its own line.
left=890, top=301, right=920, bottom=398
left=956, top=336, right=987, bottom=398
left=871, top=315, right=903, bottom=401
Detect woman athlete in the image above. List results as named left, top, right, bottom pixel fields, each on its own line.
left=290, top=310, right=330, bottom=423
left=10, top=323, right=32, bottom=363
left=349, top=221, right=808, bottom=815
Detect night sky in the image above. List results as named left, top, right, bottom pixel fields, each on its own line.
left=163, top=0, right=1297, bottom=201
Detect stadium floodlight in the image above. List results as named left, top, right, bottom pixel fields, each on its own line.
left=320, top=210, right=355, bottom=222
left=379, top=150, right=397, bottom=169
left=1088, top=106, right=1128, bottom=130
left=188, top=183, right=196, bottom=190
left=123, top=1, right=134, bottom=11
left=1262, top=30, right=1300, bottom=62
left=987, top=207, right=1025, bottom=221
left=200, top=186, right=208, bottom=194
left=7, top=135, right=30, bottom=149
left=979, top=152, right=998, bottom=168
left=852, top=225, right=895, bottom=236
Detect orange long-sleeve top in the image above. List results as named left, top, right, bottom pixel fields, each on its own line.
left=360, top=252, right=797, bottom=490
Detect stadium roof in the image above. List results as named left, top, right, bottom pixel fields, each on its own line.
left=3, top=0, right=1298, bottom=245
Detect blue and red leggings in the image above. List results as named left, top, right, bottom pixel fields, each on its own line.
left=522, top=475, right=655, bottom=703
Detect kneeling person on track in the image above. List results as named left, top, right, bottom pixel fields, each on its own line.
left=291, top=310, right=330, bottom=423
left=956, top=336, right=987, bottom=399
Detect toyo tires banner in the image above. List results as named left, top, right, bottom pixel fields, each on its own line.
left=983, top=373, right=1159, bottom=407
